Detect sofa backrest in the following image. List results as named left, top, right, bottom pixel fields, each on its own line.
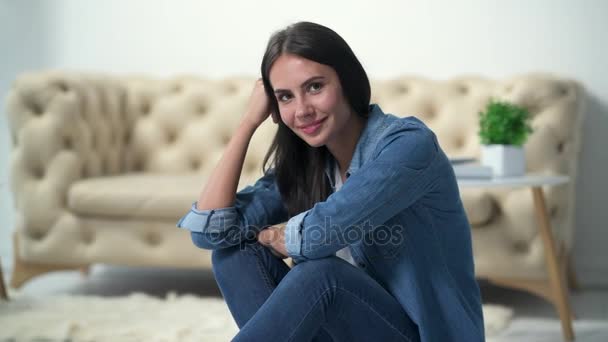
left=120, top=74, right=584, bottom=186
left=122, top=76, right=274, bottom=184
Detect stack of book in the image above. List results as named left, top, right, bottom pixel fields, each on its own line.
left=449, top=157, right=493, bottom=179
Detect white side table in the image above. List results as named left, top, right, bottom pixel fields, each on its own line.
left=458, top=174, right=574, bottom=341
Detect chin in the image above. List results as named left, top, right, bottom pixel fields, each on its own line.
left=300, top=134, right=328, bottom=148
left=307, top=141, right=326, bottom=148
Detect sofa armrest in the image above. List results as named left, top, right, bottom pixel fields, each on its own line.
left=5, top=72, right=128, bottom=237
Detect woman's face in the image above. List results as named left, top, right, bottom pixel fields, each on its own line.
left=269, top=53, right=354, bottom=148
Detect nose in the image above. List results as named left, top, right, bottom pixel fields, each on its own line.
left=294, top=96, right=314, bottom=120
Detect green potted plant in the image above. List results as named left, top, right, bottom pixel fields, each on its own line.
left=478, top=99, right=533, bottom=177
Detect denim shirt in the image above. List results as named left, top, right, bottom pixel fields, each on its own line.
left=177, top=104, right=485, bottom=342
left=332, top=160, right=358, bottom=265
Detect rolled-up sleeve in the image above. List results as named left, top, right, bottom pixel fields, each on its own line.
left=177, top=204, right=238, bottom=233
left=177, top=169, right=288, bottom=250
left=284, top=210, right=309, bottom=260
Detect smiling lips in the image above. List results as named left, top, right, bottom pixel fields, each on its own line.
left=299, top=117, right=327, bottom=135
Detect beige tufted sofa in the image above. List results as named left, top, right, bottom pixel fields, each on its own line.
left=5, top=72, right=584, bottom=294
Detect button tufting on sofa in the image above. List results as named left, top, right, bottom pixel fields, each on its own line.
left=55, top=81, right=69, bottom=93
left=557, top=141, right=566, bottom=154
left=28, top=229, right=45, bottom=241
left=30, top=102, right=44, bottom=116
left=145, top=231, right=162, bottom=246
left=196, top=104, right=208, bottom=115
left=455, top=84, right=469, bottom=95
left=166, top=130, right=178, bottom=144
left=223, top=83, right=238, bottom=95
left=82, top=229, right=95, bottom=245
left=171, top=83, right=183, bottom=94
left=453, top=135, right=467, bottom=149
left=461, top=190, right=497, bottom=226
left=394, top=84, right=409, bottom=95
left=425, top=104, right=437, bottom=119
left=140, top=102, right=151, bottom=115
left=32, top=166, right=45, bottom=179
left=190, top=159, right=201, bottom=171
left=512, top=240, right=529, bottom=253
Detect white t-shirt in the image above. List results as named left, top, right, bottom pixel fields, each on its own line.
left=333, top=162, right=357, bottom=266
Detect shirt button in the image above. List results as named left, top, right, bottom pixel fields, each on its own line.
left=357, top=262, right=366, bottom=268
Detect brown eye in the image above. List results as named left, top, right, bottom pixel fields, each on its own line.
left=277, top=93, right=292, bottom=102
left=308, top=82, right=323, bottom=92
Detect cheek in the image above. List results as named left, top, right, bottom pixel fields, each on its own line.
left=315, top=88, right=344, bottom=111
left=279, top=107, right=295, bottom=127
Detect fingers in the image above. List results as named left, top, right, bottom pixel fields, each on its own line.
left=257, top=228, right=272, bottom=245
left=257, top=230, right=285, bottom=259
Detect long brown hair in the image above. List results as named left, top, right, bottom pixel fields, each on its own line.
left=260, top=22, right=371, bottom=218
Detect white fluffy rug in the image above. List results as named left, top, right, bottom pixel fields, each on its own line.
left=0, top=292, right=512, bottom=341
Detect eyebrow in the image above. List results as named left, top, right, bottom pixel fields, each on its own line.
left=273, top=76, right=326, bottom=94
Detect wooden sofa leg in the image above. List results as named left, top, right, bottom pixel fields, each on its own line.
left=10, top=232, right=90, bottom=289
left=532, top=188, right=575, bottom=341
left=565, top=252, right=580, bottom=292
left=0, top=259, right=8, bottom=300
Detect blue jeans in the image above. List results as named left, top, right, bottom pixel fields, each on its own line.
left=211, top=241, right=420, bottom=342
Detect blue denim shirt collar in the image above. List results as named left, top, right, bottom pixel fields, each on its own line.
left=324, top=104, right=387, bottom=188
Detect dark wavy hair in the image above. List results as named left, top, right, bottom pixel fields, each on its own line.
left=261, top=21, right=371, bottom=218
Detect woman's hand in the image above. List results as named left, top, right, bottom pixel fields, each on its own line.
left=241, top=79, right=278, bottom=129
left=257, top=223, right=288, bottom=259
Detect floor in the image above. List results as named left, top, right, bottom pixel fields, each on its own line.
left=2, top=260, right=608, bottom=341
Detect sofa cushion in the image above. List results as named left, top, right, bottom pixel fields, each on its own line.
left=68, top=174, right=204, bottom=220
left=460, top=189, right=497, bottom=226
left=69, top=173, right=499, bottom=227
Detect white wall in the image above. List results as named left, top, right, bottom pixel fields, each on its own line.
left=2, top=0, right=607, bottom=286
left=1, top=0, right=54, bottom=261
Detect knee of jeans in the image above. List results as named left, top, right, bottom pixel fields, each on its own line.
left=211, top=244, right=241, bottom=270
left=289, top=257, right=343, bottom=281
left=211, top=242, right=262, bottom=269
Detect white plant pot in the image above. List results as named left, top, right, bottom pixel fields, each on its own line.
left=481, top=145, right=526, bottom=177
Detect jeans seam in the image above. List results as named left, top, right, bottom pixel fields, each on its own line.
left=286, top=286, right=413, bottom=342
left=249, top=244, right=278, bottom=294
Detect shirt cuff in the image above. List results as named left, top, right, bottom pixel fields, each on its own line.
left=176, top=202, right=238, bottom=233
left=284, top=210, right=309, bottom=261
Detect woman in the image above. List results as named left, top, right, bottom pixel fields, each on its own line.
left=177, top=21, right=485, bottom=342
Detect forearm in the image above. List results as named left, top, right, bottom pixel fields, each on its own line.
left=196, top=120, right=258, bottom=210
